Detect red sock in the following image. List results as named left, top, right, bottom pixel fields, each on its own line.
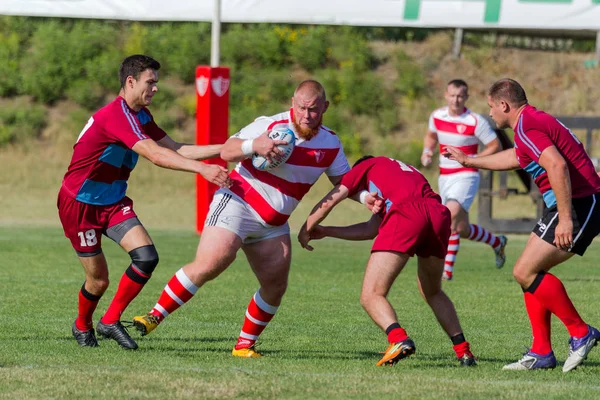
left=101, top=265, right=150, bottom=325
left=524, top=292, right=552, bottom=354
left=235, top=290, right=278, bottom=350
left=528, top=272, right=588, bottom=338
left=150, top=268, right=198, bottom=322
left=452, top=341, right=473, bottom=358
left=387, top=327, right=408, bottom=344
left=75, top=284, right=101, bottom=331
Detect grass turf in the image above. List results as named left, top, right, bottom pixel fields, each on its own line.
left=1, top=227, right=599, bottom=399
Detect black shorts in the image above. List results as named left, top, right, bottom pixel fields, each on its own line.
left=534, top=192, right=600, bottom=255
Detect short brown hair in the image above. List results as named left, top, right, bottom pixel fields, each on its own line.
left=488, top=78, right=528, bottom=107
left=119, top=55, right=161, bottom=89
left=448, top=79, right=468, bottom=90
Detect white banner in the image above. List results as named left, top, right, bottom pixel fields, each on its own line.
left=0, top=0, right=599, bottom=30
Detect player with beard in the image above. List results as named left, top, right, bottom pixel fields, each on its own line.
left=133, top=80, right=383, bottom=356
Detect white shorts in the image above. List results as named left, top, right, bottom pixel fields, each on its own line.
left=438, top=173, right=480, bottom=212
left=204, top=189, right=290, bottom=244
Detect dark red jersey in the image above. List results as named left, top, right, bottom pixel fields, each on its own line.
left=61, top=96, right=166, bottom=205
left=340, top=156, right=440, bottom=215
left=514, top=105, right=600, bottom=207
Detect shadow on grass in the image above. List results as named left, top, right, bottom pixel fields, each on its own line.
left=50, top=334, right=600, bottom=370
left=560, top=277, right=600, bottom=283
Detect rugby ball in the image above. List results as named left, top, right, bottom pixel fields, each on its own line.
left=252, top=126, right=296, bottom=171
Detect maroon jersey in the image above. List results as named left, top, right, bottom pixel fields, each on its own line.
left=340, top=156, right=440, bottom=215
left=61, top=96, right=166, bottom=205
left=514, top=105, right=600, bottom=207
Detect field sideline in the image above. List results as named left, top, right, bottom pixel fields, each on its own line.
left=1, top=227, right=599, bottom=399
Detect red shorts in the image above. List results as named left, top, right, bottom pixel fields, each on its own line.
left=372, top=199, right=451, bottom=259
left=57, top=187, right=137, bottom=253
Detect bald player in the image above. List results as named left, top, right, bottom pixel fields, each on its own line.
left=133, top=80, right=383, bottom=357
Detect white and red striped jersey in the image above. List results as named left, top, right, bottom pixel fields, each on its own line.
left=428, top=107, right=497, bottom=175
left=229, top=108, right=350, bottom=226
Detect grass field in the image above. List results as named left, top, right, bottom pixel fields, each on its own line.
left=1, top=226, right=600, bottom=399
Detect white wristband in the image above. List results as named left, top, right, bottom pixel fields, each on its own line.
left=359, top=190, right=369, bottom=205
left=241, top=139, right=254, bottom=156
left=422, top=148, right=433, bottom=154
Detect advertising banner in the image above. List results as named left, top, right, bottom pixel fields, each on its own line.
left=1, top=0, right=599, bottom=30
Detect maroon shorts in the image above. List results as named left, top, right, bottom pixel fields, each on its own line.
left=57, top=187, right=137, bottom=253
left=372, top=199, right=451, bottom=259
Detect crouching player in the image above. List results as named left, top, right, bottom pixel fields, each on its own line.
left=298, top=156, right=476, bottom=367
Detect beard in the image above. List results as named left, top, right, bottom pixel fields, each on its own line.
left=292, top=118, right=322, bottom=141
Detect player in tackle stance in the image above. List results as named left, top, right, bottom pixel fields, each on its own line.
left=58, top=55, right=230, bottom=349
left=444, top=78, right=600, bottom=371
left=132, top=80, right=383, bottom=357
left=298, top=156, right=476, bottom=367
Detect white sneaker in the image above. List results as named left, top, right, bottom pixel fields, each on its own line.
left=502, top=350, right=556, bottom=370
left=563, top=325, right=600, bottom=372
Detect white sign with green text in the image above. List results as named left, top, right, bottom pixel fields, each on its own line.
left=0, top=0, right=598, bottom=30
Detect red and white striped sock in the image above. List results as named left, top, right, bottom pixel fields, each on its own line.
left=235, top=290, right=278, bottom=350
left=467, top=224, right=501, bottom=250
left=444, top=232, right=460, bottom=278
left=149, top=268, right=198, bottom=323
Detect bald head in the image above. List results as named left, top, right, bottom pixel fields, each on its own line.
left=488, top=78, right=528, bottom=107
left=291, top=80, right=329, bottom=140
left=294, top=80, right=326, bottom=102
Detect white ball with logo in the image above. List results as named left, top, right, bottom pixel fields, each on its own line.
left=252, top=127, right=296, bottom=171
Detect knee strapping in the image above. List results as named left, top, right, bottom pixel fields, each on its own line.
left=129, top=245, right=159, bottom=275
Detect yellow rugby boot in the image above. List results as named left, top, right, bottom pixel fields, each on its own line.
left=132, top=314, right=160, bottom=336
left=232, top=345, right=262, bottom=358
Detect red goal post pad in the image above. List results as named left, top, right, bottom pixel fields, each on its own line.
left=196, top=66, right=230, bottom=234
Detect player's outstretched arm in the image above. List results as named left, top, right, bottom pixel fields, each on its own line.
left=298, top=214, right=382, bottom=250
left=306, top=184, right=349, bottom=232
left=329, top=175, right=384, bottom=213
left=321, top=214, right=382, bottom=241
left=132, top=138, right=231, bottom=187
left=421, top=130, right=438, bottom=167
left=220, top=130, right=288, bottom=163
left=298, top=184, right=350, bottom=250
left=157, top=135, right=223, bottom=161
left=443, top=147, right=520, bottom=171
left=478, top=137, right=502, bottom=157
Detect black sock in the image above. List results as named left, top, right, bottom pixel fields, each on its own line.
left=451, top=333, right=466, bottom=345
left=385, top=322, right=402, bottom=335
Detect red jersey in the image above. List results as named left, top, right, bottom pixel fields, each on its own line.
left=514, top=105, right=600, bottom=207
left=340, top=157, right=440, bottom=215
left=61, top=96, right=166, bottom=205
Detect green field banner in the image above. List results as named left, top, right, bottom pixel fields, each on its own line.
left=1, top=0, right=599, bottom=30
